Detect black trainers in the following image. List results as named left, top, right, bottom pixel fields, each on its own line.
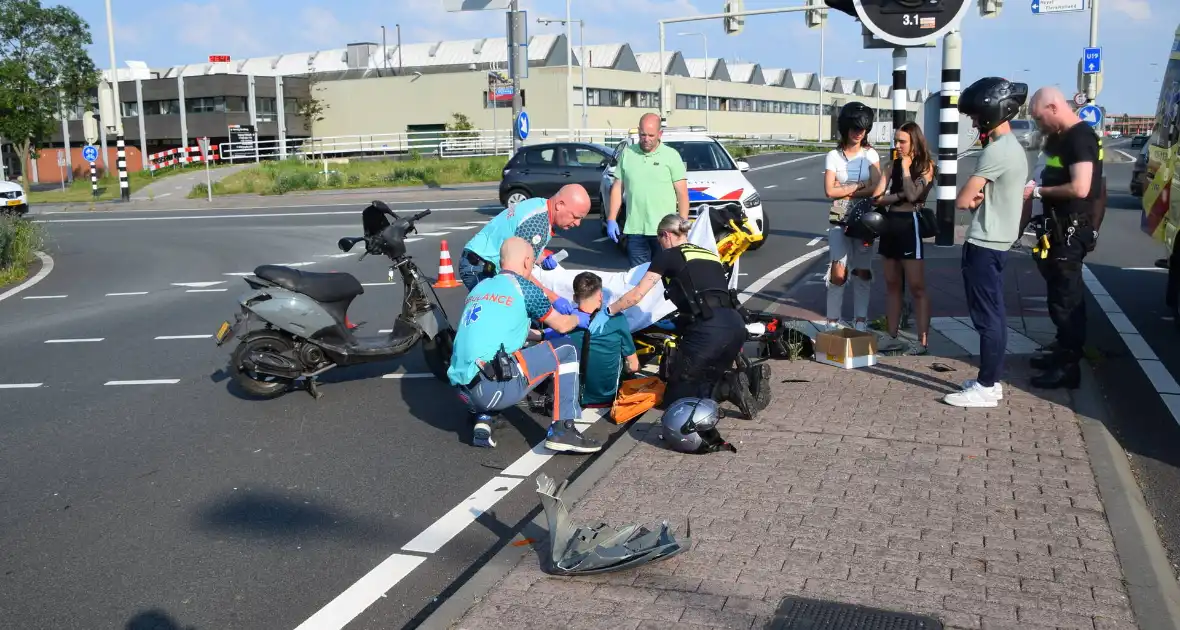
left=472, top=415, right=496, bottom=448
left=543, top=420, right=602, bottom=454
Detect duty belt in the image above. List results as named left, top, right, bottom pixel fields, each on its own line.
left=464, top=250, right=497, bottom=274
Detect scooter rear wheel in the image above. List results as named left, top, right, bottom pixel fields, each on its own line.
left=230, top=332, right=296, bottom=398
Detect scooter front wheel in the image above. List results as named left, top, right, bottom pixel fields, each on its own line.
left=230, top=332, right=296, bottom=398
left=423, top=327, right=456, bottom=382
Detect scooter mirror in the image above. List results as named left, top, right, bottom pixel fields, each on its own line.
left=338, top=237, right=357, bottom=252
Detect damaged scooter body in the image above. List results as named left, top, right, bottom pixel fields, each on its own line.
left=536, top=473, right=689, bottom=575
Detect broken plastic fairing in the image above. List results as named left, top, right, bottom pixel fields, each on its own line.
left=535, top=473, right=689, bottom=575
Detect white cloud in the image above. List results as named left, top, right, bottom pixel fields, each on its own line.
left=1108, top=0, right=1151, bottom=20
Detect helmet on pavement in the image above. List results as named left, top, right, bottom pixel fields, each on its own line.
left=660, top=397, right=736, bottom=454
left=958, top=77, right=1028, bottom=135
left=838, top=102, right=876, bottom=137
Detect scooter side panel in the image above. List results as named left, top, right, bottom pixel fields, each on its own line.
left=242, top=289, right=338, bottom=338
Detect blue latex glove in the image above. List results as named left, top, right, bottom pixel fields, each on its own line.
left=540, top=254, right=558, bottom=270
left=542, top=328, right=566, bottom=341
left=552, top=297, right=576, bottom=315
left=653, top=319, right=676, bottom=331
left=574, top=310, right=591, bottom=329
left=606, top=220, right=621, bottom=243
left=589, top=309, right=611, bottom=335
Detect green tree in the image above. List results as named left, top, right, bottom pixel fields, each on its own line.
left=297, top=77, right=329, bottom=135
left=446, top=112, right=478, bottom=140
left=0, top=0, right=99, bottom=191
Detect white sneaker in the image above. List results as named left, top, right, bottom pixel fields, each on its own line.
left=878, top=336, right=907, bottom=352
left=961, top=379, right=1003, bottom=399
left=943, top=381, right=1002, bottom=408
left=854, top=320, right=868, bottom=332
left=825, top=319, right=850, bottom=331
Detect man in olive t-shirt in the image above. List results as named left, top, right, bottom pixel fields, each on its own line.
left=606, top=113, right=690, bottom=268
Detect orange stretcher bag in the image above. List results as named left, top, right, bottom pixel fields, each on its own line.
left=609, top=376, right=665, bottom=425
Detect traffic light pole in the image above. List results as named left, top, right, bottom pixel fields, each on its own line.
left=657, top=5, right=810, bottom=121
left=934, top=30, right=962, bottom=248
left=508, top=0, right=525, bottom=154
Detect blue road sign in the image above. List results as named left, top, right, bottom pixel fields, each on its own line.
left=1083, top=47, right=1102, bottom=74
left=82, top=145, right=99, bottom=163
left=515, top=110, right=530, bottom=141
left=1078, top=104, right=1103, bottom=127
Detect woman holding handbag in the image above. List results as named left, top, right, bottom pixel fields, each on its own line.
left=823, top=101, right=883, bottom=331
left=872, top=121, right=936, bottom=354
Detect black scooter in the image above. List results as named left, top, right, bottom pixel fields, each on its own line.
left=215, top=201, right=457, bottom=398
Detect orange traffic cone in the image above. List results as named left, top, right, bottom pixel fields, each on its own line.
left=433, top=239, right=463, bottom=288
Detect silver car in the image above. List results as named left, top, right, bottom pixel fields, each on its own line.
left=1010, top=119, right=1040, bottom=150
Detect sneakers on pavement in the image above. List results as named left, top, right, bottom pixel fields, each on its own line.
left=944, top=381, right=1003, bottom=408
left=825, top=319, right=851, bottom=331
left=544, top=420, right=602, bottom=454
left=904, top=342, right=929, bottom=356
left=472, top=419, right=497, bottom=448
left=853, top=320, right=868, bottom=332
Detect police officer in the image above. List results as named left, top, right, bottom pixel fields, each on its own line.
left=591, top=214, right=748, bottom=408
left=1025, top=87, right=1103, bottom=389
left=449, top=237, right=602, bottom=452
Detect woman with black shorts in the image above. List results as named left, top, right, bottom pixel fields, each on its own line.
left=872, top=121, right=935, bottom=354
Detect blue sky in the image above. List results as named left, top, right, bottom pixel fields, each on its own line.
left=61, top=0, right=1177, bottom=114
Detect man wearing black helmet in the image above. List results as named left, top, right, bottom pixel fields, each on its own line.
left=944, top=77, right=1029, bottom=409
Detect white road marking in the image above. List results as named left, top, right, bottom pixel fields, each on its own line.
left=378, top=329, right=393, bottom=333
left=45, top=338, right=104, bottom=344
left=739, top=246, right=831, bottom=303
left=0, top=383, right=43, bottom=389
left=156, top=334, right=212, bottom=340
left=765, top=184, right=778, bottom=189
left=796, top=177, right=807, bottom=181
left=224, top=272, right=253, bottom=276
left=36, top=207, right=487, bottom=224
left=381, top=372, right=435, bottom=379
left=1082, top=266, right=1180, bottom=424
left=406, top=238, right=423, bottom=243
left=23, top=295, right=66, bottom=300
left=1116, top=149, right=1135, bottom=161
left=593, top=236, right=610, bottom=243
left=186, top=289, right=228, bottom=293
left=104, top=379, right=181, bottom=386
left=292, top=554, right=427, bottom=630
left=0, top=251, right=54, bottom=303
left=401, top=476, right=524, bottom=553
left=452, top=225, right=480, bottom=230
left=749, top=153, right=824, bottom=172
left=106, top=291, right=149, bottom=296
left=274, top=262, right=315, bottom=267
left=172, top=281, right=225, bottom=288
left=361, top=282, right=395, bottom=286
left=415, top=231, right=449, bottom=236
left=316, top=253, right=354, bottom=258
left=155, top=193, right=173, bottom=198
left=806, top=237, right=823, bottom=246
left=1122, top=267, right=1167, bottom=273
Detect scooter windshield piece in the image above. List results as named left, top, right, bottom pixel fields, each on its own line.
left=535, top=474, right=689, bottom=575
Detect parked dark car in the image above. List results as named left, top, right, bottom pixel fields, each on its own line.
left=1131, top=134, right=1150, bottom=149
left=498, top=142, right=613, bottom=211
left=1131, top=144, right=1149, bottom=197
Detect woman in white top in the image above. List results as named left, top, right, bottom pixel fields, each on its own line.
left=823, top=102, right=883, bottom=331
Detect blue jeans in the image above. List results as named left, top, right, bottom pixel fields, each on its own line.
left=625, top=235, right=663, bottom=268
left=455, top=341, right=582, bottom=424
left=962, top=243, right=1008, bottom=387
left=458, top=249, right=494, bottom=291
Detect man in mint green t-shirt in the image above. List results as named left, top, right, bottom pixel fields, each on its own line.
left=606, top=113, right=690, bottom=267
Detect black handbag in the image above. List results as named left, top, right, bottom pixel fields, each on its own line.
left=917, top=206, right=939, bottom=239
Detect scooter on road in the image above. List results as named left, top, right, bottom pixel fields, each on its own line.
left=214, top=201, right=457, bottom=399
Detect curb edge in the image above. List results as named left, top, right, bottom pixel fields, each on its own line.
left=1075, top=363, right=1180, bottom=630
left=0, top=251, right=54, bottom=303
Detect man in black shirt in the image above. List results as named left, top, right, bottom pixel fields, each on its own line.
left=1025, top=87, right=1104, bottom=389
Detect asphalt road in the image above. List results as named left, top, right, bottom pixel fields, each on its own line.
left=0, top=151, right=834, bottom=629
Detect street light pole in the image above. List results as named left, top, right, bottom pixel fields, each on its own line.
left=678, top=32, right=708, bottom=130
left=540, top=16, right=589, bottom=135
left=565, top=0, right=573, bottom=138
left=818, top=16, right=825, bottom=142
left=104, top=0, right=129, bottom=201
left=1086, top=0, right=1099, bottom=104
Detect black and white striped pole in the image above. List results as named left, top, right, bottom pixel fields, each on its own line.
left=934, top=30, right=962, bottom=247
left=115, top=134, right=129, bottom=201
left=90, top=161, right=98, bottom=199
left=104, top=0, right=131, bottom=201
left=892, top=47, right=912, bottom=326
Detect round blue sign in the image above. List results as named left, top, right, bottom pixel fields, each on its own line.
left=82, top=145, right=99, bottom=163
left=1078, top=105, right=1103, bottom=128
left=515, top=111, right=530, bottom=141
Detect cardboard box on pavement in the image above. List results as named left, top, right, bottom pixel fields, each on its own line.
left=814, top=328, right=877, bottom=369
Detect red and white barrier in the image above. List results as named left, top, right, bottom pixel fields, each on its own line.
left=148, top=144, right=220, bottom=171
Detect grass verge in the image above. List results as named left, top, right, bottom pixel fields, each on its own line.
left=0, top=216, right=45, bottom=287
left=27, top=164, right=214, bottom=204
left=195, top=156, right=508, bottom=197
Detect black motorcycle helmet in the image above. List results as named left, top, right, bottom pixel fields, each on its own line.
left=958, top=77, right=1028, bottom=135
left=837, top=101, right=875, bottom=139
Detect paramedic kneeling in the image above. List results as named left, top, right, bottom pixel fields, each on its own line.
left=448, top=237, right=602, bottom=453
left=592, top=214, right=747, bottom=404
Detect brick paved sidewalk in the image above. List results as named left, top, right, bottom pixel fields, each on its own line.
left=448, top=355, right=1136, bottom=630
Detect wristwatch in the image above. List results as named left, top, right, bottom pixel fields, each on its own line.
left=1032, top=186, right=1042, bottom=199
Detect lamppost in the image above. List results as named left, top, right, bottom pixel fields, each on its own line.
left=678, top=31, right=709, bottom=130
left=858, top=59, right=881, bottom=132
left=538, top=16, right=588, bottom=134
left=104, top=0, right=129, bottom=200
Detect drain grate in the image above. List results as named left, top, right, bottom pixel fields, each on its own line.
left=767, top=596, right=944, bottom=629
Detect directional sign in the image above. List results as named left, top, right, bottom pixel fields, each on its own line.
left=1078, top=104, right=1103, bottom=127
left=82, top=145, right=99, bottom=163
left=515, top=110, right=530, bottom=141
left=1031, top=0, right=1085, bottom=14
left=1083, top=47, right=1102, bottom=74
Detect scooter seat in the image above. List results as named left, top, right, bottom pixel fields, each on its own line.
left=254, top=265, right=365, bottom=302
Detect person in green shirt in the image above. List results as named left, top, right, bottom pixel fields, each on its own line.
left=606, top=113, right=690, bottom=268
left=543, top=272, right=639, bottom=406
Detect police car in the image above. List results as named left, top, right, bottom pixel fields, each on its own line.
left=0, top=179, right=28, bottom=216
left=599, top=127, right=767, bottom=250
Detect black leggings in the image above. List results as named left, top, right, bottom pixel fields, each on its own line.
left=665, top=307, right=747, bottom=404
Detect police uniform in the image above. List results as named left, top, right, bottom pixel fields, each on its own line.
left=648, top=242, right=747, bottom=403
left=1032, top=122, right=1102, bottom=387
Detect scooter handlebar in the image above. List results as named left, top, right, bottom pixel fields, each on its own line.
left=410, top=209, right=432, bottom=223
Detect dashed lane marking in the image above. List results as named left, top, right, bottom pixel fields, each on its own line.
left=0, top=383, right=43, bottom=389
left=171, top=282, right=225, bottom=289
left=45, top=338, right=104, bottom=344
left=361, top=282, right=396, bottom=287
left=156, top=335, right=212, bottom=340
left=23, top=295, right=67, bottom=300
left=765, top=184, right=778, bottom=189
left=806, top=237, right=823, bottom=246
left=381, top=373, right=435, bottom=379
left=796, top=177, right=807, bottom=181
left=186, top=289, right=228, bottom=293
left=106, top=292, right=149, bottom=296
left=104, top=379, right=181, bottom=386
